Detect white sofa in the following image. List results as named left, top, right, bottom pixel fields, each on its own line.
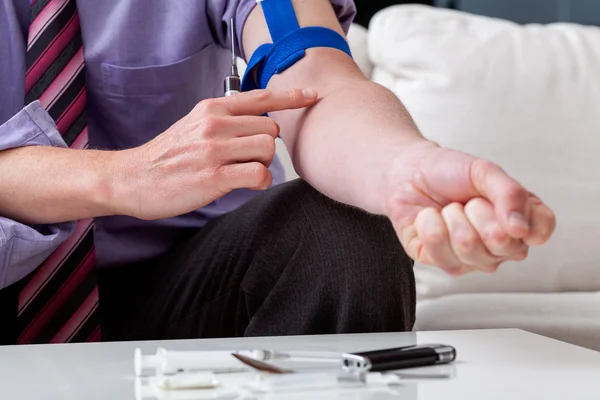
left=276, top=5, right=600, bottom=351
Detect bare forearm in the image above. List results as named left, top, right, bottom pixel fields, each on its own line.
left=270, top=48, right=425, bottom=214
left=0, top=87, right=322, bottom=226
left=0, top=146, right=123, bottom=224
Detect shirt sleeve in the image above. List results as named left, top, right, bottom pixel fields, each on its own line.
left=0, top=101, right=76, bottom=290
left=206, top=0, right=357, bottom=61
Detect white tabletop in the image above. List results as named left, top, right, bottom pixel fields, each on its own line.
left=1, top=329, right=599, bottom=400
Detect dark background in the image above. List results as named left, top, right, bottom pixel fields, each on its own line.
left=353, top=1, right=433, bottom=27
left=351, top=0, right=600, bottom=27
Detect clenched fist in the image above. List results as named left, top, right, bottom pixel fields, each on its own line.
left=114, top=89, right=318, bottom=220
left=384, top=141, right=556, bottom=276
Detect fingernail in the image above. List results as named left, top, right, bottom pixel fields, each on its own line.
left=302, top=89, right=317, bottom=98
left=509, top=212, right=529, bottom=230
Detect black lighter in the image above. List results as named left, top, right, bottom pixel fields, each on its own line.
left=341, top=344, right=456, bottom=373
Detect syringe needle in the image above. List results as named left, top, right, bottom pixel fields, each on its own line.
left=224, top=18, right=241, bottom=96
left=230, top=18, right=238, bottom=76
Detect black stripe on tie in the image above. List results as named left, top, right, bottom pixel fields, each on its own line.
left=69, top=308, right=100, bottom=343
left=17, top=229, right=94, bottom=338
left=63, top=112, right=87, bottom=146
left=47, top=67, right=85, bottom=121
left=25, top=32, right=82, bottom=102
left=26, top=0, right=76, bottom=70
left=32, top=254, right=98, bottom=344
left=30, top=0, right=53, bottom=23
left=0, top=280, right=22, bottom=345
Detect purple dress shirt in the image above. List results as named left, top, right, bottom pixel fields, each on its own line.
left=0, top=0, right=356, bottom=289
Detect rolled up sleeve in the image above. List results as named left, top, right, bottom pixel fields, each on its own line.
left=0, top=101, right=76, bottom=290
left=206, top=0, right=357, bottom=61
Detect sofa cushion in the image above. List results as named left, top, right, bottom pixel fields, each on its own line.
left=368, top=5, right=600, bottom=296
left=415, top=292, right=600, bottom=351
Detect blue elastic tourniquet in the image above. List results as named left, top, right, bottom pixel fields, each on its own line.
left=241, top=0, right=353, bottom=92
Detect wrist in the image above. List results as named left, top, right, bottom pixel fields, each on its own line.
left=97, top=148, right=141, bottom=218
left=379, top=140, right=440, bottom=216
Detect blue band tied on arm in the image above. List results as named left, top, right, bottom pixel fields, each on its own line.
left=241, top=0, right=353, bottom=92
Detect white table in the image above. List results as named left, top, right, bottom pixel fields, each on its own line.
left=1, top=329, right=599, bottom=399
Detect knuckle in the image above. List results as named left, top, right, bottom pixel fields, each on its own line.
left=213, top=166, right=234, bottom=193
left=199, top=116, right=225, bottom=135
left=470, top=159, right=501, bottom=186
left=254, top=164, right=270, bottom=184
left=421, top=227, right=446, bottom=245
left=195, top=99, right=220, bottom=115
left=455, top=231, right=478, bottom=253
left=444, top=202, right=464, bottom=214
left=213, top=164, right=225, bottom=179
left=248, top=163, right=272, bottom=189
left=212, top=165, right=225, bottom=181
left=415, top=208, right=445, bottom=244
left=252, top=89, right=271, bottom=102
left=465, top=197, right=487, bottom=212
left=472, top=197, right=488, bottom=207
left=267, top=119, right=280, bottom=136
left=202, top=141, right=219, bottom=157
left=485, top=225, right=510, bottom=247
left=251, top=163, right=268, bottom=180
left=261, top=135, right=276, bottom=155
left=286, top=89, right=300, bottom=102
left=472, top=158, right=499, bottom=175
left=441, top=202, right=464, bottom=222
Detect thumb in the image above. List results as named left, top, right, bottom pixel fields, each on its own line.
left=470, top=159, right=531, bottom=239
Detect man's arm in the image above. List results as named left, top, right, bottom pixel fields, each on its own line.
left=0, top=102, right=122, bottom=225
left=242, top=0, right=423, bottom=214
left=0, top=91, right=316, bottom=288
left=242, top=0, right=556, bottom=275
left=0, top=92, right=317, bottom=225
left=0, top=103, right=79, bottom=288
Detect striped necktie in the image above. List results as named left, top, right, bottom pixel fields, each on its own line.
left=17, top=0, right=100, bottom=344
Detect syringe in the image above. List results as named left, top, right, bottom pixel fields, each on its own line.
left=134, top=347, right=341, bottom=376
left=224, top=18, right=241, bottom=97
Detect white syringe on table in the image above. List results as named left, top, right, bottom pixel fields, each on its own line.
left=135, top=347, right=341, bottom=376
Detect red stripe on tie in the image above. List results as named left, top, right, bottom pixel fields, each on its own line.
left=38, top=46, right=84, bottom=109
left=25, top=12, right=79, bottom=93
left=50, top=283, right=98, bottom=343
left=18, top=248, right=95, bottom=344
left=55, top=88, right=85, bottom=135
left=22, top=0, right=101, bottom=345
left=28, top=0, right=69, bottom=49
left=18, top=218, right=93, bottom=313
left=70, top=126, right=88, bottom=150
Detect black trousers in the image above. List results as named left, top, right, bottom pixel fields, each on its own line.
left=98, top=180, right=415, bottom=341
left=1, top=180, right=415, bottom=343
